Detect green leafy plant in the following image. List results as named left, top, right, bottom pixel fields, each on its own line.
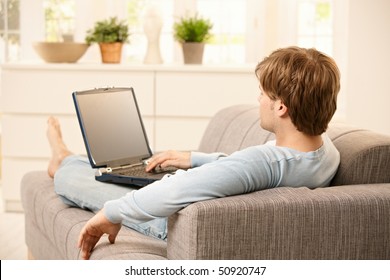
left=173, top=15, right=213, bottom=43
left=85, top=17, right=130, bottom=44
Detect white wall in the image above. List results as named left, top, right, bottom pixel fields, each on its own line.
left=19, top=0, right=44, bottom=60
left=344, top=0, right=390, bottom=135
left=15, top=0, right=390, bottom=136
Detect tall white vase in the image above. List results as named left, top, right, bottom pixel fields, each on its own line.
left=143, top=5, right=163, bottom=64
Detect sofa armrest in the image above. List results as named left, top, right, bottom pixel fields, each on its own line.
left=167, top=184, right=390, bottom=259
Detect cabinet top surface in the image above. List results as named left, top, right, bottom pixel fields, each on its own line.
left=1, top=61, right=256, bottom=73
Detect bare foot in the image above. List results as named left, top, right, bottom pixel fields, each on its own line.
left=47, top=117, right=72, bottom=178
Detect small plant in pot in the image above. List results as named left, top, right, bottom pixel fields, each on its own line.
left=85, top=17, right=130, bottom=63
left=173, top=14, right=213, bottom=64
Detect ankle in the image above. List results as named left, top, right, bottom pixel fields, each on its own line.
left=58, top=150, right=72, bottom=162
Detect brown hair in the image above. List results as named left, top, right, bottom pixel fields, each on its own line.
left=255, top=47, right=340, bottom=136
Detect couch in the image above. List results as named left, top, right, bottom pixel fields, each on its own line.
left=21, top=105, right=390, bottom=259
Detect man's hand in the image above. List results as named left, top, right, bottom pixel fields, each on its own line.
left=77, top=209, right=121, bottom=260
left=146, top=150, right=191, bottom=172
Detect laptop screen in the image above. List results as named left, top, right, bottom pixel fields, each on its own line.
left=73, top=88, right=152, bottom=168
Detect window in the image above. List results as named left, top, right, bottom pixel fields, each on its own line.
left=124, top=0, right=174, bottom=63
left=0, top=0, right=20, bottom=62
left=297, top=0, right=333, bottom=55
left=1, top=0, right=337, bottom=64
left=123, top=0, right=247, bottom=64
left=43, top=0, right=75, bottom=42
left=197, top=0, right=246, bottom=64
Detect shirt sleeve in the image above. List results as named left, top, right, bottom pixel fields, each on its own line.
left=190, top=151, right=227, bottom=167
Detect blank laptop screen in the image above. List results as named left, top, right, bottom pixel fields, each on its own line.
left=75, top=88, right=151, bottom=166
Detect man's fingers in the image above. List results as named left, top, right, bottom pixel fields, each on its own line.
left=146, top=150, right=190, bottom=172
left=78, top=223, right=102, bottom=259
left=146, top=153, right=170, bottom=171
left=77, top=209, right=121, bottom=260
left=80, top=242, right=90, bottom=260
left=79, top=234, right=100, bottom=260
left=79, top=239, right=92, bottom=260
left=77, top=225, right=89, bottom=248
left=160, top=159, right=178, bottom=169
left=108, top=232, right=118, bottom=244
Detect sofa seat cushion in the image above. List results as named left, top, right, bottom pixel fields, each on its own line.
left=21, top=171, right=167, bottom=260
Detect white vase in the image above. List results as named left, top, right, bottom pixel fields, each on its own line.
left=143, top=5, right=163, bottom=64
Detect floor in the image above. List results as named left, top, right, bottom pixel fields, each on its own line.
left=0, top=184, right=28, bottom=260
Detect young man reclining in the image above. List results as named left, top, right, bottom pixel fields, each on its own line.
left=46, top=46, right=341, bottom=259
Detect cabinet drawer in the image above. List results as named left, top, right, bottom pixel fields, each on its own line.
left=2, top=158, right=47, bottom=203
left=155, top=117, right=209, bottom=151
left=2, top=115, right=155, bottom=158
left=156, top=72, right=258, bottom=117
left=1, top=69, right=154, bottom=115
left=2, top=115, right=85, bottom=158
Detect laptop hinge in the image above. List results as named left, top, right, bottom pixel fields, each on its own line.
left=97, top=161, right=147, bottom=175
left=112, top=162, right=144, bottom=172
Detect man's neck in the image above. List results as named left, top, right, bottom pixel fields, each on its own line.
left=275, top=128, right=323, bottom=152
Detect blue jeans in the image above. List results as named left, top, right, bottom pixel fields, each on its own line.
left=54, top=155, right=167, bottom=241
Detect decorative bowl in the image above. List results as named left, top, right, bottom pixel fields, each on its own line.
left=33, top=42, right=89, bottom=63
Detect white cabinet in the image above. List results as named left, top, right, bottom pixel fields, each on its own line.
left=0, top=63, right=257, bottom=211
left=154, top=70, right=258, bottom=150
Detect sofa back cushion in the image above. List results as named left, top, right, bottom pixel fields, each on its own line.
left=199, top=105, right=390, bottom=186
left=198, top=105, right=274, bottom=154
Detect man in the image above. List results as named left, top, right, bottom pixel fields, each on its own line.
left=47, top=46, right=341, bottom=259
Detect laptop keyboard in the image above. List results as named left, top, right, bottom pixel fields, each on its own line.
left=116, top=165, right=177, bottom=177
left=116, top=165, right=148, bottom=176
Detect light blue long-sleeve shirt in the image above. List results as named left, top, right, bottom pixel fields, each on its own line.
left=103, top=134, right=340, bottom=225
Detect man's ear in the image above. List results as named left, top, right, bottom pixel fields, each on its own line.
left=275, top=100, right=288, bottom=117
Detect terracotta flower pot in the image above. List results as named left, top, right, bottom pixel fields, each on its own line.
left=182, top=42, right=205, bottom=64
left=99, top=42, right=123, bottom=63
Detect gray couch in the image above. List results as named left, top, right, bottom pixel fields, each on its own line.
left=21, top=105, right=390, bottom=259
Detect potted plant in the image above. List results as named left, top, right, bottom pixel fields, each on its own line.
left=173, top=15, right=213, bottom=64
left=85, top=17, right=130, bottom=63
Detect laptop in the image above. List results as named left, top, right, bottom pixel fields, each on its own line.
left=72, top=87, right=176, bottom=187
